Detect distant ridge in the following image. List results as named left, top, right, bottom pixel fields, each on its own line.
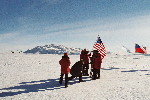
left=23, top=44, right=82, bottom=55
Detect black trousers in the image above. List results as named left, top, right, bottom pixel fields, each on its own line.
left=59, top=73, right=68, bottom=86
left=69, top=73, right=82, bottom=81
left=92, top=68, right=100, bottom=79
left=82, top=64, right=89, bottom=75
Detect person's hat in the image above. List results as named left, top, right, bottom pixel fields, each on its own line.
left=92, top=50, right=99, bottom=53
left=64, top=53, right=68, bottom=56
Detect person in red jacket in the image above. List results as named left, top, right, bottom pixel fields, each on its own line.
left=59, top=53, right=71, bottom=88
left=91, top=50, right=102, bottom=80
left=80, top=49, right=91, bottom=76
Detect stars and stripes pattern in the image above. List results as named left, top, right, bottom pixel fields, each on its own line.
left=93, top=36, right=106, bottom=59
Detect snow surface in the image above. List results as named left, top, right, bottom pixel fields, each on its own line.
left=0, top=53, right=150, bottom=100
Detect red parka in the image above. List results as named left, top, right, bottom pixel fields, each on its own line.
left=92, top=53, right=102, bottom=69
left=80, top=53, right=90, bottom=64
left=59, top=57, right=71, bottom=74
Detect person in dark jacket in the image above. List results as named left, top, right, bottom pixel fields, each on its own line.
left=68, top=59, right=84, bottom=82
left=59, top=53, right=71, bottom=88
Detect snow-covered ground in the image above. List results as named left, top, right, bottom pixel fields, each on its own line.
left=0, top=53, right=150, bottom=100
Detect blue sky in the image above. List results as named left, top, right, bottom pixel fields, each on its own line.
left=1, top=0, right=150, bottom=53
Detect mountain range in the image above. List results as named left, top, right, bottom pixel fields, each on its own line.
left=23, top=44, right=83, bottom=55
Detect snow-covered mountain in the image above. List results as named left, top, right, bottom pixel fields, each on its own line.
left=24, top=44, right=83, bottom=55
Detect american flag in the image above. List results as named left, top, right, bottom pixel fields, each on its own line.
left=93, top=36, right=106, bottom=59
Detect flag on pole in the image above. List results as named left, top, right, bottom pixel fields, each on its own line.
left=90, top=36, right=106, bottom=78
left=122, top=46, right=131, bottom=53
left=93, top=36, right=106, bottom=59
left=135, top=44, right=147, bottom=54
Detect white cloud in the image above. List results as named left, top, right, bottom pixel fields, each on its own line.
left=0, top=32, right=20, bottom=41
left=45, top=14, right=150, bottom=39
left=41, top=0, right=66, bottom=5
left=1, top=14, right=150, bottom=53
left=34, top=14, right=150, bottom=52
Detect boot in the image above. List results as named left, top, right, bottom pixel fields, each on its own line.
left=65, top=85, right=68, bottom=88
left=79, top=75, right=84, bottom=82
left=68, top=75, right=75, bottom=80
left=92, top=69, right=97, bottom=80
left=79, top=80, right=84, bottom=82
left=96, top=77, right=100, bottom=79
left=97, top=69, right=100, bottom=79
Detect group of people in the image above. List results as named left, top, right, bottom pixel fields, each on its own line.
left=59, top=49, right=102, bottom=88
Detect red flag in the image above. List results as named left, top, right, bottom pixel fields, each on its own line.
left=135, top=44, right=147, bottom=54
left=93, top=36, right=106, bottom=59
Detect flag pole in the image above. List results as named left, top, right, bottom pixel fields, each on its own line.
left=135, top=43, right=136, bottom=53
left=91, top=35, right=98, bottom=52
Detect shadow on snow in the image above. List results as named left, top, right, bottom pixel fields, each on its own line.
left=121, top=70, right=150, bottom=72
left=102, top=67, right=150, bottom=75
left=134, top=53, right=150, bottom=56
left=145, top=74, right=150, bottom=75
left=0, top=76, right=91, bottom=97
left=101, top=67, right=120, bottom=70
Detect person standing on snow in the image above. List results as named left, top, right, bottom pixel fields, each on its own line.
left=91, top=50, right=102, bottom=80
left=59, top=53, right=71, bottom=88
left=80, top=49, right=91, bottom=76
